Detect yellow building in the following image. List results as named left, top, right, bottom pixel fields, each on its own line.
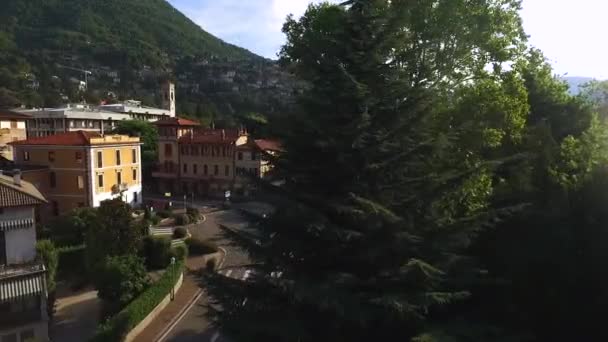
left=9, top=131, right=142, bottom=217
left=0, top=110, right=29, bottom=161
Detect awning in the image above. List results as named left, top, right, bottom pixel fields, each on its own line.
left=0, top=218, right=35, bottom=232
left=0, top=271, right=46, bottom=301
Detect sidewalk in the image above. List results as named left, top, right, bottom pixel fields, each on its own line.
left=132, top=270, right=201, bottom=342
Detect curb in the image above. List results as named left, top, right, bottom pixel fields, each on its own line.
left=154, top=285, right=204, bottom=342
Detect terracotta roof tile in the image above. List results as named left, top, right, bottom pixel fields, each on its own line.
left=154, top=117, right=201, bottom=127
left=9, top=131, right=101, bottom=146
left=255, top=139, right=283, bottom=152
left=0, top=174, right=47, bottom=208
left=179, top=129, right=241, bottom=144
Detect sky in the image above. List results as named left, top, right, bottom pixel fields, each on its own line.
left=168, top=0, right=608, bottom=79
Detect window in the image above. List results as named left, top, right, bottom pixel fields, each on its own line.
left=23, top=151, right=30, bottom=161
left=134, top=192, right=138, bottom=203
left=238, top=152, right=243, bottom=161
left=97, top=151, right=103, bottom=168
left=132, top=149, right=137, bottom=163
left=0, top=231, right=5, bottom=266
left=252, top=152, right=258, bottom=161
left=116, top=150, right=121, bottom=165
left=183, top=163, right=188, bottom=174
left=225, top=165, right=230, bottom=177
left=214, top=165, right=219, bottom=176
left=52, top=201, right=59, bottom=216
left=75, top=152, right=83, bottom=163
left=98, top=174, right=104, bottom=188
left=165, top=144, right=172, bottom=157
left=191, top=146, right=198, bottom=155
left=203, top=165, right=208, bottom=175
left=48, top=151, right=55, bottom=162
left=0, top=208, right=3, bottom=215
left=132, top=168, right=137, bottom=181
left=50, top=172, right=56, bottom=188
left=77, top=176, right=84, bottom=189
left=117, top=171, right=122, bottom=185
left=193, top=164, right=198, bottom=174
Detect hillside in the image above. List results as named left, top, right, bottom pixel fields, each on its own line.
left=0, top=0, right=297, bottom=125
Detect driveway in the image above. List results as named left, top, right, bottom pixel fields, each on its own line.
left=161, top=209, right=253, bottom=342
left=51, top=287, right=100, bottom=342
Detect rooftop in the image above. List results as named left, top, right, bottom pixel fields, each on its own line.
left=155, top=117, right=200, bottom=127
left=0, top=173, right=47, bottom=208
left=255, top=139, right=283, bottom=152
left=9, top=131, right=140, bottom=146
left=0, top=110, right=31, bottom=120
left=179, top=129, right=242, bottom=144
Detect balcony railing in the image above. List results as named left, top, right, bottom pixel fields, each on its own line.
left=0, top=262, right=47, bottom=303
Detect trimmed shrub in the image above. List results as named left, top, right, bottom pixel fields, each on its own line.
left=157, top=210, right=171, bottom=219
left=173, top=227, right=188, bottom=239
left=185, top=238, right=219, bottom=256
left=150, top=215, right=161, bottom=225
left=186, top=207, right=200, bottom=222
left=170, top=244, right=189, bottom=261
left=90, top=261, right=184, bottom=342
left=173, top=213, right=190, bottom=226
left=57, top=245, right=86, bottom=280
left=142, top=236, right=172, bottom=270
left=95, top=255, right=149, bottom=316
left=36, top=240, right=58, bottom=318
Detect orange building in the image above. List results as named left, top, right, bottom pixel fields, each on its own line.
left=0, top=110, right=29, bottom=161
left=152, top=117, right=279, bottom=197
left=7, top=131, right=142, bottom=217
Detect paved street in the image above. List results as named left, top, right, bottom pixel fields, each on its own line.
left=161, top=208, right=255, bottom=342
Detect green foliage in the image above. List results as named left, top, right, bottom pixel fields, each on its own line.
left=157, top=210, right=171, bottom=219
left=170, top=244, right=189, bottom=262
left=49, top=207, right=97, bottom=247
left=173, top=213, right=191, bottom=226
left=173, top=227, right=188, bottom=239
left=57, top=245, right=86, bottom=280
left=185, top=238, right=219, bottom=256
left=90, top=261, right=184, bottom=342
left=36, top=240, right=58, bottom=293
left=85, top=199, right=144, bottom=275
left=142, top=236, right=172, bottom=270
left=186, top=207, right=200, bottom=222
left=95, top=255, right=149, bottom=314
left=112, top=120, right=158, bottom=154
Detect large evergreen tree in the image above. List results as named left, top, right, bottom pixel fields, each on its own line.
left=204, top=1, right=531, bottom=341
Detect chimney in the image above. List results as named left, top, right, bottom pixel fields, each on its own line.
left=12, top=169, right=21, bottom=186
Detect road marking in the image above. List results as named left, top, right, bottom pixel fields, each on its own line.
left=225, top=269, right=232, bottom=277
left=242, top=270, right=251, bottom=280
left=155, top=288, right=204, bottom=342
left=211, top=332, right=220, bottom=342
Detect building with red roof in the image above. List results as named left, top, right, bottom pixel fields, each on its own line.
left=152, top=117, right=280, bottom=197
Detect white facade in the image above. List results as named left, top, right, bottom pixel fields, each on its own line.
left=0, top=120, right=26, bottom=129
left=0, top=207, right=36, bottom=265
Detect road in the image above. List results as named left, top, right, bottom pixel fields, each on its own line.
left=161, top=209, right=256, bottom=342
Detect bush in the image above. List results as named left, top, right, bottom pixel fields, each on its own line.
left=150, top=215, right=161, bottom=225
left=95, top=255, right=149, bottom=315
left=57, top=245, right=86, bottom=280
left=173, top=227, right=188, bottom=239
left=90, top=261, right=184, bottom=342
left=173, top=213, right=191, bottom=226
left=142, top=236, right=172, bottom=270
left=157, top=210, right=171, bottom=219
left=185, top=238, right=219, bottom=256
left=170, top=244, right=188, bottom=261
left=186, top=207, right=200, bottom=222
left=36, top=240, right=59, bottom=318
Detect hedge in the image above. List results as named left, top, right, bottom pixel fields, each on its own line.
left=185, top=238, right=219, bottom=256
left=90, top=261, right=184, bottom=342
left=57, top=245, right=86, bottom=279
left=142, top=236, right=172, bottom=270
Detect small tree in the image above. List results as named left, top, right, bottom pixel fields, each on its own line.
left=142, top=236, right=172, bottom=270
left=49, top=207, right=97, bottom=247
left=36, top=240, right=58, bottom=317
left=96, top=255, right=149, bottom=314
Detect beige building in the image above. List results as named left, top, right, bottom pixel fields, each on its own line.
left=0, top=172, right=49, bottom=341
left=8, top=131, right=142, bottom=218
left=152, top=117, right=280, bottom=197
left=0, top=111, right=30, bottom=161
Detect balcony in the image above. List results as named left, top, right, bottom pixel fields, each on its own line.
left=0, top=263, right=47, bottom=324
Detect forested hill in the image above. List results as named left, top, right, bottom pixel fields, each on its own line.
left=0, top=0, right=297, bottom=125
